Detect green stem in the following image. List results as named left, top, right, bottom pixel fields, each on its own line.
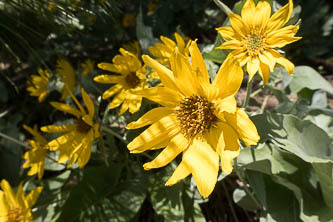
left=234, top=158, right=263, bottom=209
left=0, top=132, right=30, bottom=149
left=242, top=78, right=253, bottom=108
left=101, top=126, right=128, bottom=145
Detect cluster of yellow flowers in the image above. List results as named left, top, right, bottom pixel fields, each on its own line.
left=7, top=0, right=300, bottom=220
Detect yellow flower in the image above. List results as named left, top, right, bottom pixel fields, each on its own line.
left=94, top=49, right=148, bottom=115
left=122, top=14, right=136, bottom=27
left=41, top=88, right=100, bottom=168
left=122, top=41, right=141, bottom=59
left=0, top=179, right=42, bottom=222
left=148, top=32, right=190, bottom=66
left=56, top=59, right=76, bottom=100
left=22, top=125, right=48, bottom=180
left=127, top=41, right=260, bottom=198
left=80, top=59, right=95, bottom=76
left=216, top=0, right=301, bottom=85
left=26, top=68, right=50, bottom=103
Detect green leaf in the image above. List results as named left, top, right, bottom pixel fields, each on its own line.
left=312, top=163, right=333, bottom=210
left=233, top=188, right=260, bottom=211
left=252, top=113, right=333, bottom=163
left=212, top=0, right=232, bottom=15
left=288, top=66, right=333, bottom=95
left=136, top=7, right=155, bottom=54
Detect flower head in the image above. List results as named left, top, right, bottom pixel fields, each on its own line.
left=216, top=0, right=301, bottom=85
left=22, top=125, right=48, bottom=180
left=26, top=68, right=50, bottom=102
left=56, top=59, right=76, bottom=100
left=148, top=32, right=190, bottom=66
left=94, top=49, right=148, bottom=115
left=0, top=179, right=42, bottom=222
left=80, top=59, right=95, bottom=76
left=41, top=88, right=100, bottom=168
left=127, top=41, right=260, bottom=198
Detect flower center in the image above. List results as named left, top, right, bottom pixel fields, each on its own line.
left=176, top=96, right=216, bottom=139
left=244, top=32, right=265, bottom=56
left=76, top=118, right=91, bottom=133
left=7, top=208, right=23, bottom=222
left=125, top=72, right=140, bottom=88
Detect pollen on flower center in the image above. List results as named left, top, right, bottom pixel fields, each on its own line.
left=76, top=118, right=91, bottom=133
left=7, top=207, right=23, bottom=222
left=244, top=33, right=266, bottom=56
left=176, top=96, right=216, bottom=139
left=125, top=72, right=140, bottom=88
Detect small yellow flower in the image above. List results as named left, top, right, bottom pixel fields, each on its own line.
left=216, top=0, right=301, bottom=85
left=147, top=2, right=158, bottom=16
left=26, top=68, right=50, bottom=103
left=94, top=49, right=148, bottom=115
left=80, top=59, right=95, bottom=76
left=148, top=32, right=190, bottom=66
left=22, top=125, right=48, bottom=180
left=122, top=14, right=136, bottom=27
left=127, top=41, right=260, bottom=198
left=122, top=41, right=141, bottom=59
left=0, top=179, right=42, bottom=222
left=56, top=59, right=76, bottom=100
left=41, top=88, right=100, bottom=168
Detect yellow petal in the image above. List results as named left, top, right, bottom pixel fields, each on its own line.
left=213, top=54, right=243, bottom=98
left=0, top=180, right=17, bottom=207
left=142, top=55, right=178, bottom=90
left=98, top=62, right=119, bottom=73
left=50, top=102, right=81, bottom=118
left=220, top=122, right=240, bottom=173
left=216, top=40, right=242, bottom=50
left=258, top=61, right=270, bottom=86
left=174, top=32, right=185, bottom=52
left=259, top=51, right=275, bottom=72
left=127, top=115, right=180, bottom=153
left=102, top=84, right=123, bottom=100
left=93, top=75, right=122, bottom=84
left=182, top=139, right=219, bottom=198
left=119, top=96, right=130, bottom=115
left=108, top=90, right=126, bottom=110
left=189, top=41, right=210, bottom=85
left=0, top=190, right=9, bottom=214
left=216, top=26, right=238, bottom=41
left=143, top=133, right=188, bottom=170
left=269, top=49, right=294, bottom=75
left=225, top=108, right=260, bottom=146
left=228, top=13, right=248, bottom=38
left=253, top=1, right=271, bottom=30
left=81, top=88, right=95, bottom=117
left=131, top=87, right=181, bottom=107
left=126, top=107, right=173, bottom=129
left=266, top=0, right=293, bottom=32
left=247, top=56, right=259, bottom=80
left=165, top=162, right=191, bottom=186
left=127, top=94, right=142, bottom=114
left=41, top=124, right=75, bottom=133
left=46, top=131, right=76, bottom=151
left=241, top=0, right=256, bottom=26
left=26, top=186, right=43, bottom=207
left=214, top=96, right=237, bottom=114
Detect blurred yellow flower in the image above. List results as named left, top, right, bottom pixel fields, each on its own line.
left=94, top=49, right=148, bottom=115
left=122, top=41, right=141, bottom=59
left=148, top=32, right=190, bottom=66
left=147, top=2, right=158, bottom=16
left=0, top=179, right=42, bottom=222
left=216, top=0, right=301, bottom=85
left=41, top=88, right=100, bottom=168
left=56, top=59, right=76, bottom=100
left=127, top=41, right=260, bottom=198
left=26, top=68, right=50, bottom=103
left=22, top=125, right=48, bottom=180
left=80, top=59, right=95, bottom=76
left=122, top=14, right=136, bottom=27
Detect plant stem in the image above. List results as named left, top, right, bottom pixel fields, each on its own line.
left=242, top=78, right=253, bottom=108
left=234, top=158, right=263, bottom=209
left=0, top=132, right=30, bottom=149
left=101, top=126, right=128, bottom=145
left=222, top=180, right=240, bottom=222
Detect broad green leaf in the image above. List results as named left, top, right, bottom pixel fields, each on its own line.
left=312, top=163, right=333, bottom=210
left=288, top=66, right=333, bottom=95
left=136, top=7, right=155, bottom=53
left=252, top=113, right=333, bottom=163
left=233, top=188, right=260, bottom=211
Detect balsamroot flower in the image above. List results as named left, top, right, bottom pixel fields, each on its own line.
left=0, top=179, right=42, bottom=222
left=22, top=125, right=48, bottom=180
left=94, top=49, right=148, bottom=115
left=26, top=68, right=50, bottom=102
left=216, top=0, right=301, bottom=85
left=127, top=41, right=260, bottom=198
left=148, top=32, right=190, bottom=66
left=41, top=88, right=100, bottom=168
left=56, top=59, right=76, bottom=100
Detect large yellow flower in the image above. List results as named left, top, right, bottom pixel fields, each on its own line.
left=41, top=88, right=100, bottom=168
left=26, top=68, right=50, bottom=102
left=127, top=41, right=260, bottom=198
left=56, top=59, right=76, bottom=100
left=216, top=0, right=301, bottom=85
left=94, top=49, right=148, bottom=115
left=0, top=179, right=42, bottom=222
left=148, top=32, right=190, bottom=66
left=22, top=125, right=48, bottom=180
